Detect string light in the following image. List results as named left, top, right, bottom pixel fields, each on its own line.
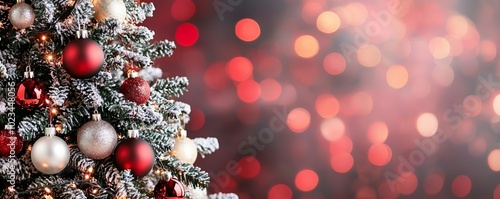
left=55, top=124, right=63, bottom=133
left=46, top=54, right=54, bottom=62
left=41, top=35, right=47, bottom=41
left=8, top=186, right=15, bottom=193
left=92, top=188, right=99, bottom=194
left=44, top=187, right=51, bottom=194
left=84, top=174, right=90, bottom=180
left=44, top=195, right=53, bottom=199
left=51, top=107, right=58, bottom=115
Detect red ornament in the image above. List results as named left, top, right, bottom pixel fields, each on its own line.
left=62, top=35, right=104, bottom=79
left=120, top=71, right=151, bottom=105
left=0, top=128, right=24, bottom=157
left=15, top=72, right=46, bottom=110
left=154, top=178, right=185, bottom=199
left=114, top=134, right=155, bottom=177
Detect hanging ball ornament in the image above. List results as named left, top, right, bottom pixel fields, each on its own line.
left=62, top=30, right=104, bottom=79
left=15, top=71, right=47, bottom=110
left=114, top=130, right=155, bottom=178
left=0, top=125, right=24, bottom=157
left=31, top=127, right=70, bottom=175
left=170, top=129, right=198, bottom=164
left=154, top=178, right=185, bottom=199
left=92, top=0, right=127, bottom=22
left=120, top=71, right=151, bottom=105
left=77, top=114, right=117, bottom=160
left=8, top=1, right=35, bottom=29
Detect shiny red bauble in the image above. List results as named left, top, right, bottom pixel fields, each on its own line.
left=154, top=178, right=185, bottom=199
left=120, top=74, right=151, bottom=105
left=62, top=38, right=104, bottom=79
left=114, top=138, right=154, bottom=177
left=0, top=129, right=24, bottom=157
left=15, top=77, right=46, bottom=110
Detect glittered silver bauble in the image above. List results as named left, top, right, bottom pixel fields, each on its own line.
left=31, top=127, right=70, bottom=175
left=8, top=2, right=35, bottom=29
left=77, top=114, right=117, bottom=160
left=92, top=0, right=127, bottom=22
left=170, top=129, right=198, bottom=164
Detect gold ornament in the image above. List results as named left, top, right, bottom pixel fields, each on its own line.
left=91, top=0, right=127, bottom=22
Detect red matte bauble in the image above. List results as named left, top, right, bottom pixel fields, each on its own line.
left=15, top=78, right=46, bottom=110
left=154, top=178, right=185, bottom=199
left=114, top=138, right=154, bottom=177
left=120, top=77, right=150, bottom=105
left=0, top=129, right=24, bottom=157
left=62, top=38, right=104, bottom=79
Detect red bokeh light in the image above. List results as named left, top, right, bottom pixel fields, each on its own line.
left=237, top=104, right=261, bottom=125
left=330, top=152, right=354, bottom=173
left=268, top=184, right=293, bottom=199
left=238, top=156, right=261, bottom=179
left=424, top=172, right=444, bottom=195
left=175, top=23, right=199, bottom=46
left=452, top=175, right=471, bottom=197
left=187, top=107, right=205, bottom=131
left=396, top=173, right=418, bottom=195
left=295, top=169, right=319, bottom=192
left=235, top=18, right=261, bottom=42
left=315, top=94, right=340, bottom=118
left=237, top=80, right=261, bottom=103
left=171, top=0, right=195, bottom=21
left=259, top=79, right=282, bottom=101
left=227, top=57, right=253, bottom=82
left=494, top=184, right=500, bottom=199
left=204, top=62, right=230, bottom=90
left=287, top=108, right=311, bottom=133
left=329, top=135, right=353, bottom=154
left=368, top=144, right=392, bottom=166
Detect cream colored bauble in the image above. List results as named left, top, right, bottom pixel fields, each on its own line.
left=170, top=128, right=198, bottom=164
left=92, top=0, right=127, bottom=22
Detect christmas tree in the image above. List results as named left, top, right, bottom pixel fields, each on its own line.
left=0, top=0, right=237, bottom=198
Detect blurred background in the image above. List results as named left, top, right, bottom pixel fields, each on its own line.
left=142, top=0, right=500, bottom=198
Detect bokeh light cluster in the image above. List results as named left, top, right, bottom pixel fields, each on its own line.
left=144, top=0, right=500, bottom=198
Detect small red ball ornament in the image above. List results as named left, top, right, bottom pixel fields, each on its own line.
left=0, top=126, right=24, bottom=157
left=15, top=71, right=47, bottom=110
left=62, top=30, right=104, bottom=79
left=154, top=178, right=185, bottom=199
left=120, top=71, right=151, bottom=105
left=114, top=130, right=155, bottom=178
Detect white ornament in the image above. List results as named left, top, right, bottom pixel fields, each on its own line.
left=31, top=127, right=70, bottom=175
left=170, top=129, right=198, bottom=164
left=92, top=0, right=127, bottom=22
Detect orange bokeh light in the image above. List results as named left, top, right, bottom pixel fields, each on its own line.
left=295, top=169, right=319, bottom=192
left=287, top=108, right=311, bottom=133
left=294, top=35, right=319, bottom=58
left=357, top=44, right=381, bottom=67
left=452, top=175, right=471, bottom=198
left=367, top=122, right=389, bottom=144
left=237, top=80, right=261, bottom=103
left=368, top=144, right=392, bottom=166
left=315, top=94, right=340, bottom=118
left=316, top=11, right=340, bottom=34
left=227, top=57, right=253, bottom=82
left=259, top=79, right=282, bottom=101
left=488, top=149, right=500, bottom=172
left=268, top=184, right=293, bottom=199
left=235, top=18, right=261, bottom=42
left=323, top=52, right=346, bottom=75
left=429, top=37, right=451, bottom=59
left=386, top=65, right=409, bottom=89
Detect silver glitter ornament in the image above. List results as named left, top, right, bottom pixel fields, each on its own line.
left=8, top=1, right=35, bottom=29
left=31, top=127, right=70, bottom=175
left=77, top=114, right=117, bottom=160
